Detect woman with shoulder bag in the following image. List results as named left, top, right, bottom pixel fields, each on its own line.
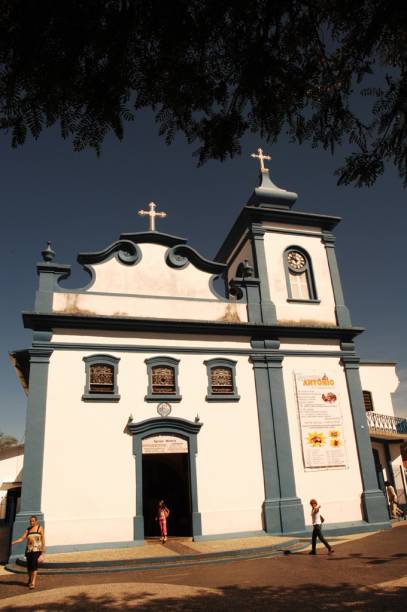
left=12, top=515, right=46, bottom=588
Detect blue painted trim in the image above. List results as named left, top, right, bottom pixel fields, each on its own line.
left=341, top=355, right=390, bottom=524
left=22, top=312, right=365, bottom=342
left=35, top=262, right=71, bottom=312
left=287, top=298, right=321, bottom=304
left=247, top=169, right=298, bottom=209
left=216, top=205, right=341, bottom=264
left=10, top=347, right=52, bottom=559
left=251, top=350, right=305, bottom=534
left=249, top=224, right=277, bottom=324
left=204, top=358, right=240, bottom=401
left=31, top=340, right=354, bottom=360
left=229, top=276, right=262, bottom=323
left=322, top=232, right=352, bottom=327
left=119, top=231, right=188, bottom=247
left=82, top=354, right=120, bottom=401
left=283, top=246, right=318, bottom=301
left=128, top=417, right=203, bottom=541
left=144, top=356, right=182, bottom=402
left=165, top=244, right=226, bottom=275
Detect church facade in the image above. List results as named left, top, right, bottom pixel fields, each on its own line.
left=10, top=157, right=393, bottom=557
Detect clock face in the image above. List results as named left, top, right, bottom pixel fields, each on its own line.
left=287, top=251, right=306, bottom=271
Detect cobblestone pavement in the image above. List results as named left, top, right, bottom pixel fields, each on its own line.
left=0, top=523, right=406, bottom=610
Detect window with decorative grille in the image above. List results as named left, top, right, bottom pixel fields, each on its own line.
left=363, top=390, right=374, bottom=411
left=211, top=367, right=234, bottom=394
left=90, top=364, right=114, bottom=394
left=152, top=366, right=176, bottom=394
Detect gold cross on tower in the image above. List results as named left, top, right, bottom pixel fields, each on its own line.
left=251, top=147, right=272, bottom=173
left=138, top=201, right=167, bottom=231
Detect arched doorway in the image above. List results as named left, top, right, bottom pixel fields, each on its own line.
left=128, top=416, right=203, bottom=541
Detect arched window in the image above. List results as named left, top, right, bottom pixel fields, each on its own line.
left=204, top=359, right=240, bottom=401
left=82, top=354, right=120, bottom=401
left=284, top=247, right=318, bottom=302
left=145, top=357, right=182, bottom=402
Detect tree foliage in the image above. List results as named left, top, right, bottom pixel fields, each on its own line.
left=1, top=0, right=406, bottom=186
left=0, top=432, right=18, bottom=449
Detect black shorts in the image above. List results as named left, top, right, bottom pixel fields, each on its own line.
left=26, top=551, right=41, bottom=572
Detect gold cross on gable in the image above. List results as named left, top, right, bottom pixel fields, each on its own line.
left=138, top=201, right=167, bottom=231
left=251, top=147, right=272, bottom=173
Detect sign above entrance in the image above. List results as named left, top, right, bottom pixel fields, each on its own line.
left=142, top=435, right=188, bottom=454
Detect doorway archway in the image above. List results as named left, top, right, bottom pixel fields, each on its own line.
left=128, top=416, right=203, bottom=541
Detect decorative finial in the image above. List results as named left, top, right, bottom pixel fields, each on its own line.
left=195, top=414, right=200, bottom=423
left=41, top=241, right=55, bottom=262
left=138, top=201, right=167, bottom=231
left=251, top=147, right=272, bottom=173
left=128, top=414, right=134, bottom=423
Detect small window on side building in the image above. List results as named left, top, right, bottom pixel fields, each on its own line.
left=363, top=390, right=374, bottom=412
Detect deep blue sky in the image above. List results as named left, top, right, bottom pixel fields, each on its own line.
left=1, top=110, right=406, bottom=439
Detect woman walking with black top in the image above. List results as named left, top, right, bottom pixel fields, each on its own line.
left=12, top=515, right=45, bottom=588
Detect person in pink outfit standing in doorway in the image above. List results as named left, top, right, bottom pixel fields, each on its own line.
left=156, top=500, right=170, bottom=543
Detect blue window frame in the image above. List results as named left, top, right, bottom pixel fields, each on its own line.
left=284, top=247, right=319, bottom=302
left=204, top=358, right=240, bottom=401
left=145, top=356, right=182, bottom=402
left=82, top=354, right=120, bottom=402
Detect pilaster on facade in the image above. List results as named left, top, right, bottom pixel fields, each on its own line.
left=251, top=349, right=305, bottom=534
left=10, top=346, right=53, bottom=560
left=341, top=354, right=390, bottom=525
left=248, top=223, right=277, bottom=325
left=322, top=232, right=352, bottom=328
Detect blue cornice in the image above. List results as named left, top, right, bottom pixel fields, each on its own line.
left=216, top=206, right=342, bottom=262
left=166, top=244, right=226, bottom=275
left=22, top=312, right=364, bottom=341
left=77, top=240, right=142, bottom=266
left=76, top=232, right=224, bottom=276
left=119, top=231, right=188, bottom=247
left=127, top=416, right=203, bottom=437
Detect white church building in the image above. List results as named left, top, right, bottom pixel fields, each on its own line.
left=10, top=153, right=406, bottom=558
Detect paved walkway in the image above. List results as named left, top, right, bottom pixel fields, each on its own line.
left=5, top=534, right=299, bottom=574
left=0, top=524, right=406, bottom=611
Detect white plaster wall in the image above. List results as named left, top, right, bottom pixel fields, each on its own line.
left=52, top=242, right=249, bottom=322
left=42, top=351, right=136, bottom=546
left=51, top=331, right=251, bottom=349
left=359, top=364, right=399, bottom=416
left=282, top=356, right=364, bottom=524
left=41, top=342, right=264, bottom=545
left=279, top=339, right=340, bottom=352
left=263, top=231, right=337, bottom=325
left=52, top=292, right=247, bottom=323
left=84, top=243, right=218, bottom=298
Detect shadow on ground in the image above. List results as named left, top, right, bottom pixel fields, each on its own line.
left=1, top=583, right=405, bottom=611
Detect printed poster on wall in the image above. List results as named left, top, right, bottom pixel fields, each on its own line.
left=294, top=372, right=347, bottom=468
